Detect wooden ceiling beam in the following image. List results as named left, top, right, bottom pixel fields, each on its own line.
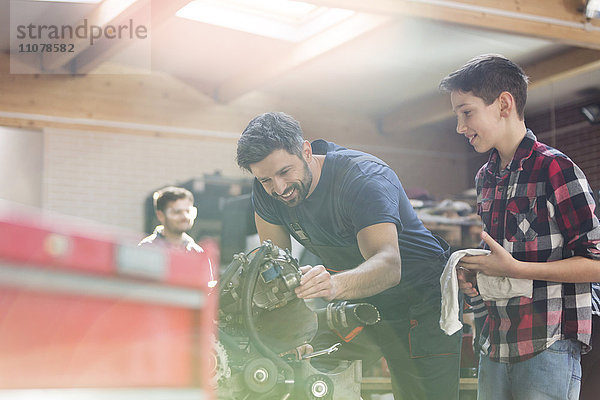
left=526, top=48, right=600, bottom=87
left=215, top=13, right=391, bottom=102
left=304, top=0, right=600, bottom=49
left=380, top=47, right=600, bottom=135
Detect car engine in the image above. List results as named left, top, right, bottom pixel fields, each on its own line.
left=214, top=240, right=381, bottom=400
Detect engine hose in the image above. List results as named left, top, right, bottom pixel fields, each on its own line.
left=241, top=245, right=295, bottom=394
left=218, top=256, right=245, bottom=297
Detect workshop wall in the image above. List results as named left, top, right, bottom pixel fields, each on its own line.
left=526, top=97, right=600, bottom=191
left=43, top=127, right=243, bottom=233
left=39, top=122, right=468, bottom=233
left=0, top=54, right=474, bottom=233
left=0, top=127, right=42, bottom=207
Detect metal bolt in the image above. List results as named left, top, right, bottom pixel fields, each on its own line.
left=253, top=368, right=268, bottom=383
left=311, top=380, right=328, bottom=397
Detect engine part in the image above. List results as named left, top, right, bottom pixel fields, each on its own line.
left=317, top=300, right=380, bottom=342
left=243, top=357, right=279, bottom=394
left=248, top=242, right=302, bottom=311
left=256, top=297, right=318, bottom=354
left=305, top=374, right=334, bottom=400
left=209, top=336, right=231, bottom=385
left=216, top=241, right=377, bottom=399
left=294, top=357, right=362, bottom=400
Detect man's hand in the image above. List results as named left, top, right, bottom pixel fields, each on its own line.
left=457, top=231, right=521, bottom=278
left=294, top=265, right=336, bottom=301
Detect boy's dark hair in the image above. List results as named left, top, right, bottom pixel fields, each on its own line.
left=439, top=54, right=529, bottom=119
left=153, top=186, right=194, bottom=212
left=236, top=112, right=304, bottom=172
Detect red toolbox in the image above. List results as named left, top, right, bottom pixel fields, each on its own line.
left=0, top=204, right=216, bottom=399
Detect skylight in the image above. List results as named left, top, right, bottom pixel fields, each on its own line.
left=176, top=0, right=355, bottom=42
left=31, top=0, right=102, bottom=3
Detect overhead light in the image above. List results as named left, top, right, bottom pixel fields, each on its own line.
left=581, top=103, right=600, bottom=124
left=176, top=0, right=355, bottom=42
left=585, top=0, right=600, bottom=19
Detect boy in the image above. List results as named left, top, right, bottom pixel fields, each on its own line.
left=440, top=54, right=600, bottom=399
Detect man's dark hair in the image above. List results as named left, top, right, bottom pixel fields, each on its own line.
left=236, top=112, right=304, bottom=172
left=153, top=186, right=194, bottom=212
left=439, top=54, right=529, bottom=120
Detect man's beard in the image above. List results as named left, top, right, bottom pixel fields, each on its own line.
left=272, top=161, right=313, bottom=207
left=164, top=219, right=192, bottom=235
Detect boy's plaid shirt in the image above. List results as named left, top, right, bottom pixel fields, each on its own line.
left=470, top=129, right=600, bottom=363
left=593, top=283, right=600, bottom=316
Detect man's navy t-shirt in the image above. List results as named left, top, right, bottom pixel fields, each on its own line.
left=252, top=140, right=444, bottom=299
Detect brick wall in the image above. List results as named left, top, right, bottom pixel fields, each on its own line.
left=526, top=97, right=600, bottom=191
left=41, top=122, right=474, bottom=235
left=43, top=128, right=246, bottom=233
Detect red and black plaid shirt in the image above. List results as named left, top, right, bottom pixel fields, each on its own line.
left=470, top=129, right=600, bottom=363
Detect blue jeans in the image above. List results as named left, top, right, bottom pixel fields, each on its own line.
left=478, top=339, right=582, bottom=400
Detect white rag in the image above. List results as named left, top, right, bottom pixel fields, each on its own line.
left=439, top=249, right=533, bottom=335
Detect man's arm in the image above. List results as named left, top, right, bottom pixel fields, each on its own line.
left=255, top=212, right=292, bottom=251
left=294, top=222, right=401, bottom=301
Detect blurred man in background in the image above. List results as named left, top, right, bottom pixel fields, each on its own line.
left=139, top=186, right=215, bottom=287
left=139, top=186, right=202, bottom=251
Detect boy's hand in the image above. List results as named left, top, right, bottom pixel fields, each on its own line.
left=457, top=232, right=520, bottom=278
